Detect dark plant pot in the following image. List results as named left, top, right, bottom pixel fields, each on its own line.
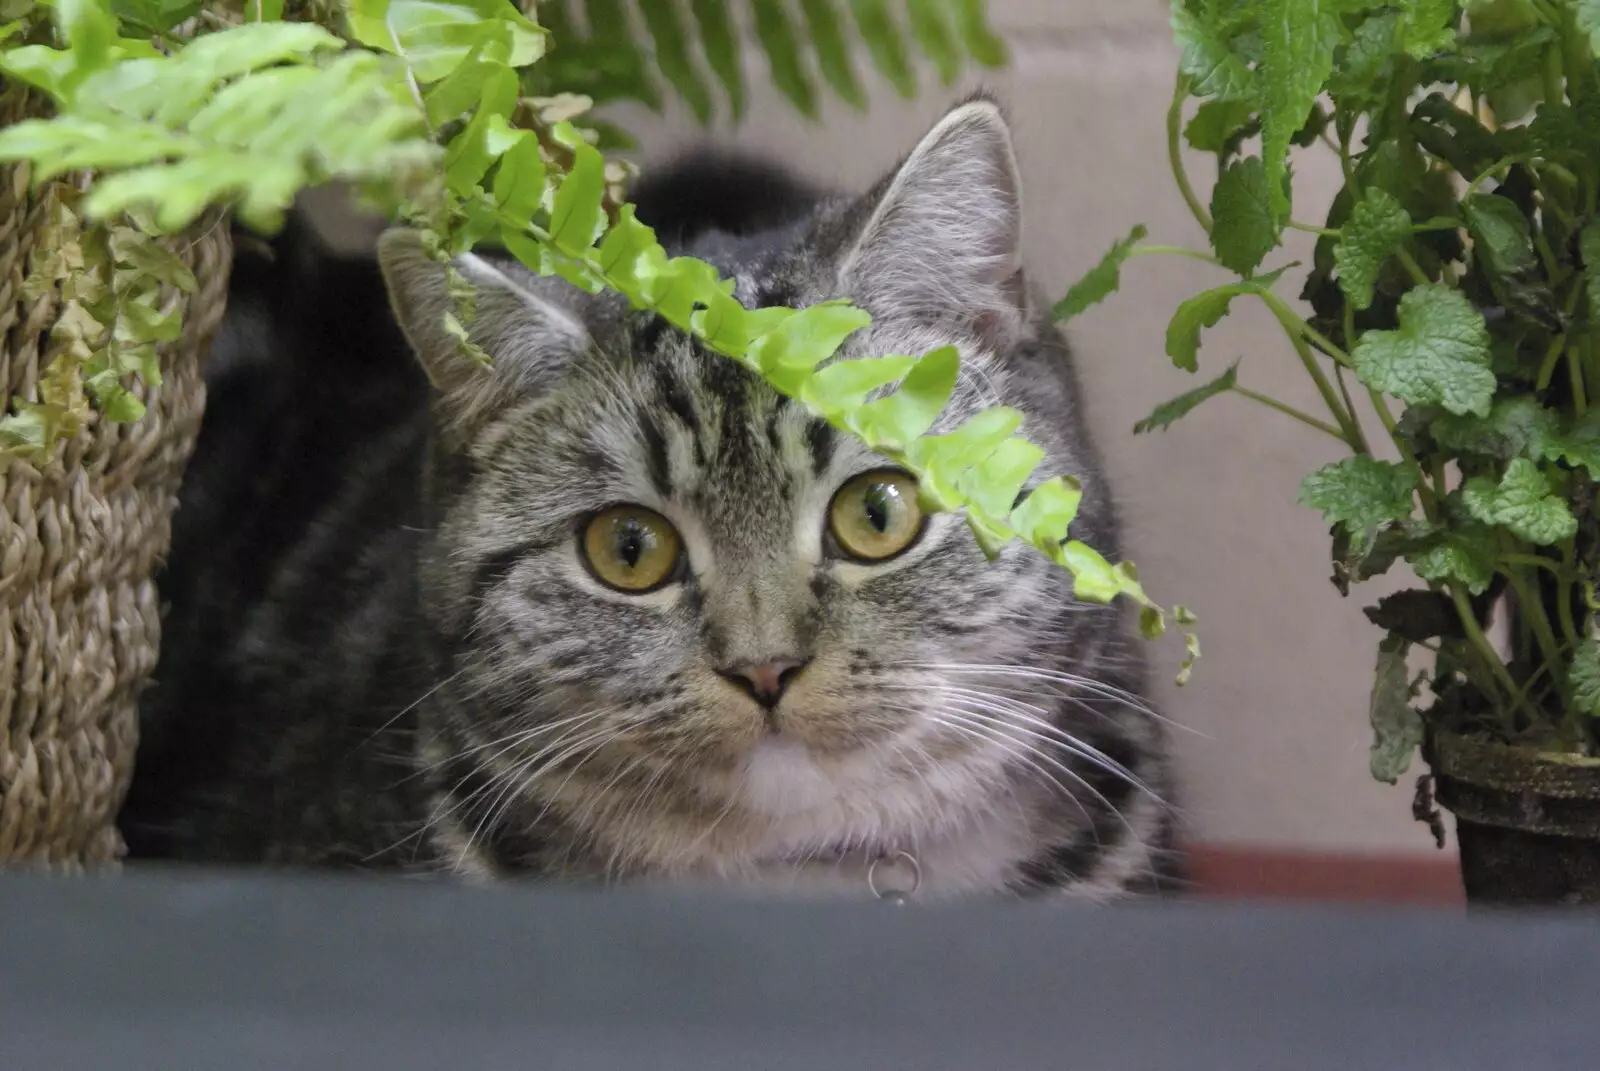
left=1426, top=729, right=1600, bottom=905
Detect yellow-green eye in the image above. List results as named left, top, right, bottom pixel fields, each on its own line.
left=828, top=470, right=924, bottom=562
left=581, top=506, right=683, bottom=592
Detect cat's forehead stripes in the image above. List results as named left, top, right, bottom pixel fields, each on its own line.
left=603, top=316, right=843, bottom=511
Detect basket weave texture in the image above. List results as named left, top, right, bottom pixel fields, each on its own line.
left=0, top=85, right=231, bottom=866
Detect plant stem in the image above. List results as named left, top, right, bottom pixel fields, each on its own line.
left=1332, top=364, right=1370, bottom=454
left=1501, top=552, right=1567, bottom=577
left=1506, top=568, right=1568, bottom=689
left=1451, top=584, right=1522, bottom=709
left=1559, top=540, right=1582, bottom=651
left=1558, top=2, right=1590, bottom=106
left=1229, top=386, right=1348, bottom=440
left=1571, top=340, right=1590, bottom=415
left=1543, top=38, right=1567, bottom=114
left=1130, top=244, right=1222, bottom=266
left=1396, top=247, right=1430, bottom=287
left=1299, top=319, right=1358, bottom=369
left=1286, top=220, right=1339, bottom=237
left=1259, top=290, right=1357, bottom=369
left=1260, top=295, right=1363, bottom=449
left=1366, top=385, right=1397, bottom=435
left=1534, top=225, right=1565, bottom=283
left=1368, top=387, right=1437, bottom=515
left=1167, top=73, right=1213, bottom=236
left=1537, top=333, right=1567, bottom=390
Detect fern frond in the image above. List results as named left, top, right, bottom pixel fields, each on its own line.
left=0, top=0, right=1192, bottom=675
left=533, top=0, right=1007, bottom=123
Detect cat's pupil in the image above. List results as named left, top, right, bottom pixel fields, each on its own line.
left=616, top=522, right=646, bottom=568
left=864, top=485, right=892, bottom=533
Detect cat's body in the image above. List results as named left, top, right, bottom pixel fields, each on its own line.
left=121, top=99, right=1180, bottom=900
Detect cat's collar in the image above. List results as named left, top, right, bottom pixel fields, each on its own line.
left=785, top=844, right=921, bottom=904
left=865, top=849, right=921, bottom=905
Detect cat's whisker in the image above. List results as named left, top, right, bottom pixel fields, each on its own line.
left=876, top=678, right=1162, bottom=805
left=562, top=747, right=655, bottom=837
left=606, top=757, right=677, bottom=880
left=387, top=707, right=614, bottom=794
left=894, top=660, right=1199, bottom=737
left=909, top=660, right=1166, bottom=717
left=402, top=708, right=624, bottom=865
left=941, top=690, right=1163, bottom=807
left=931, top=705, right=1152, bottom=859
left=931, top=685, right=1162, bottom=803
left=488, top=722, right=637, bottom=866
left=348, top=667, right=467, bottom=758
left=922, top=709, right=1094, bottom=829
left=937, top=704, right=1155, bottom=872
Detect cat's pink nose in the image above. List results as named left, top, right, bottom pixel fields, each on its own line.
left=719, top=658, right=809, bottom=709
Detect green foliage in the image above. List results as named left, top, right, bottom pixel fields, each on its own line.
left=1298, top=457, right=1419, bottom=536
left=1369, top=633, right=1423, bottom=784
left=1163, top=268, right=1288, bottom=373
left=1461, top=457, right=1577, bottom=545
left=1430, top=395, right=1558, bottom=461
left=1333, top=187, right=1411, bottom=310
left=1571, top=638, right=1600, bottom=718
left=0, top=19, right=435, bottom=233
left=1209, top=156, right=1276, bottom=275
left=0, top=0, right=1195, bottom=675
left=1352, top=284, right=1496, bottom=418
left=1133, top=361, right=1236, bottom=434
left=1052, top=224, right=1146, bottom=324
left=1257, top=0, right=1338, bottom=223
left=535, top=0, right=1006, bottom=122
left=1069, top=1, right=1600, bottom=766
left=1540, top=409, right=1600, bottom=478
left=1408, top=518, right=1497, bottom=596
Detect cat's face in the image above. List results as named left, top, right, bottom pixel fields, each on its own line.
left=381, top=100, right=1135, bottom=874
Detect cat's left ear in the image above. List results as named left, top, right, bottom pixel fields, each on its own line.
left=841, top=96, right=1025, bottom=348
left=378, top=229, right=589, bottom=446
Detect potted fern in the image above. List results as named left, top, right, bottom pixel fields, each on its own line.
left=1066, top=0, right=1600, bottom=904
left=0, top=0, right=1196, bottom=867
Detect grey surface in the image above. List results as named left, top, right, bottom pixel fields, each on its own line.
left=0, top=869, right=1594, bottom=1070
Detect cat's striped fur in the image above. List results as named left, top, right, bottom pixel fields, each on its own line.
left=121, top=98, right=1180, bottom=899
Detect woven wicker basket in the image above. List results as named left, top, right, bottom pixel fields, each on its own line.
left=0, top=85, right=231, bottom=867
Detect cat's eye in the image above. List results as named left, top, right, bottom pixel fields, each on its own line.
left=828, top=470, right=925, bottom=562
left=581, top=506, right=683, bottom=593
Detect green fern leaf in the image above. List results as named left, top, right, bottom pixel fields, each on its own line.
left=801, top=0, right=866, bottom=109
left=690, top=0, right=746, bottom=118
left=638, top=0, right=715, bottom=122
left=849, top=0, right=915, bottom=96
left=752, top=0, right=819, bottom=118
left=949, top=0, right=1006, bottom=67
left=905, top=0, right=959, bottom=84
left=549, top=136, right=609, bottom=252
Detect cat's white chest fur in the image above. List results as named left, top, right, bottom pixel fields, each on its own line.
left=730, top=736, right=1036, bottom=900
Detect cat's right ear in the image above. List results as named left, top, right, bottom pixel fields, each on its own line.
left=377, top=228, right=589, bottom=445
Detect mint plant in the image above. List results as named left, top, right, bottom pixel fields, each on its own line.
left=1065, top=0, right=1600, bottom=777
left=0, top=0, right=1197, bottom=677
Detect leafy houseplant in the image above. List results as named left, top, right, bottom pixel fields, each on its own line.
left=0, top=0, right=1197, bottom=865
left=1062, top=0, right=1600, bottom=903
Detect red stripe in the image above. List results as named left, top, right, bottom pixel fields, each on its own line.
left=1184, top=844, right=1465, bottom=906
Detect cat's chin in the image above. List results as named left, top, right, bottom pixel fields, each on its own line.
left=737, top=735, right=835, bottom=819
left=734, top=734, right=926, bottom=846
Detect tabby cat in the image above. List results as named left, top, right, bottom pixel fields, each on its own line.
left=120, top=97, right=1180, bottom=900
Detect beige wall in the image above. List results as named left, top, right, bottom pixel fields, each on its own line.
left=604, top=0, right=1448, bottom=857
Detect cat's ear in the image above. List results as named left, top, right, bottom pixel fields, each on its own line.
left=377, top=228, right=589, bottom=444
left=841, top=97, right=1025, bottom=348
